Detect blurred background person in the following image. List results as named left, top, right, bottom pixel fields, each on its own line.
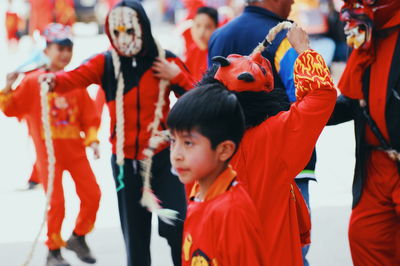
left=289, top=0, right=335, bottom=67
left=183, top=6, right=219, bottom=82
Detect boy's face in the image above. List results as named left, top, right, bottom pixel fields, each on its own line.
left=191, top=13, right=217, bottom=50
left=44, top=43, right=73, bottom=71
left=170, top=130, right=233, bottom=185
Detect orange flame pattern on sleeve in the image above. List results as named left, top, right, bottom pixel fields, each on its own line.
left=294, top=49, right=334, bottom=100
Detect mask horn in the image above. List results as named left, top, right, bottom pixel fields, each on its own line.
left=212, top=56, right=230, bottom=67
left=237, top=72, right=255, bottom=82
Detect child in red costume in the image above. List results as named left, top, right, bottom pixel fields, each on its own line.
left=198, top=24, right=337, bottom=265
left=40, top=1, right=194, bottom=265
left=179, top=6, right=219, bottom=83
left=28, top=0, right=75, bottom=35
left=168, top=84, right=266, bottom=265
left=5, top=8, right=22, bottom=45
left=0, top=24, right=101, bottom=266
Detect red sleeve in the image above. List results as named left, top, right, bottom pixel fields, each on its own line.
left=215, top=189, right=265, bottom=265
left=168, top=56, right=196, bottom=94
left=55, top=53, right=105, bottom=93
left=264, top=49, right=337, bottom=180
left=0, top=74, right=36, bottom=118
left=77, top=90, right=101, bottom=146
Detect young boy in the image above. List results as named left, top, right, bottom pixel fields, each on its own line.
left=0, top=23, right=101, bottom=266
left=200, top=25, right=337, bottom=265
left=183, top=6, right=219, bottom=82
left=167, top=84, right=266, bottom=265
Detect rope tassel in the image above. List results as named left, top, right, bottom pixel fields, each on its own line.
left=139, top=41, right=179, bottom=224
left=22, top=80, right=56, bottom=266
left=116, top=165, right=125, bottom=192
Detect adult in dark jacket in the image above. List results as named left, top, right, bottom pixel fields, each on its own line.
left=208, top=0, right=315, bottom=264
left=328, top=0, right=400, bottom=264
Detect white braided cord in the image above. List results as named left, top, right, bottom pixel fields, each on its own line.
left=111, top=49, right=125, bottom=167
left=252, top=21, right=293, bottom=55
left=140, top=40, right=178, bottom=224
left=22, top=80, right=56, bottom=266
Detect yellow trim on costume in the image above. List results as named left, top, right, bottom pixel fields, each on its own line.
left=274, top=38, right=292, bottom=74
left=183, top=234, right=193, bottom=262
left=50, top=233, right=66, bottom=248
left=49, top=126, right=81, bottom=139
left=0, top=91, right=13, bottom=112
left=84, top=127, right=99, bottom=146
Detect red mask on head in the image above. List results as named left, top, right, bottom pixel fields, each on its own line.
left=213, top=52, right=274, bottom=93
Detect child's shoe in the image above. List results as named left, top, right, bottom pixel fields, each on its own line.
left=46, top=249, right=70, bottom=266
left=65, top=233, right=96, bottom=264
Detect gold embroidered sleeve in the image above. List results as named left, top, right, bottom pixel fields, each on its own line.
left=294, top=49, right=334, bottom=101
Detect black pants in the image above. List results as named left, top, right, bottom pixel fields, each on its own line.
left=111, top=148, right=187, bottom=266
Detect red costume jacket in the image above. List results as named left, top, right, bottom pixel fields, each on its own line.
left=0, top=70, right=99, bottom=164
left=182, top=166, right=266, bottom=266
left=231, top=50, right=337, bottom=265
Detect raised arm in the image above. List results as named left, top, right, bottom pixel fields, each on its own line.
left=0, top=73, right=36, bottom=118
left=52, top=53, right=106, bottom=93
left=269, top=48, right=337, bottom=179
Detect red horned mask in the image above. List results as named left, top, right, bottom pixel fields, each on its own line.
left=341, top=0, right=400, bottom=50
left=212, top=52, right=274, bottom=93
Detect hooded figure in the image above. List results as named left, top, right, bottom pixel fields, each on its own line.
left=328, top=1, right=400, bottom=265
left=49, top=1, right=194, bottom=265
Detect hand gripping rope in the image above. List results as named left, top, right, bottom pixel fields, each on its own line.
left=22, top=79, right=56, bottom=266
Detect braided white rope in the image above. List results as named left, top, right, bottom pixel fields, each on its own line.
left=140, top=40, right=178, bottom=225
left=22, top=80, right=56, bottom=266
left=252, top=21, right=293, bottom=55
left=111, top=49, right=125, bottom=167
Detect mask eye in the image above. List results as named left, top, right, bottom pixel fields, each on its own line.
left=113, top=30, right=119, bottom=37
left=126, top=28, right=134, bottom=35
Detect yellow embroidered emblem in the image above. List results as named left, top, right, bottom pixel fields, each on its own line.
left=191, top=249, right=211, bottom=266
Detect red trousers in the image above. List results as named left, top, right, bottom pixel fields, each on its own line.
left=28, top=162, right=41, bottom=184
left=349, top=151, right=400, bottom=265
left=37, top=143, right=101, bottom=250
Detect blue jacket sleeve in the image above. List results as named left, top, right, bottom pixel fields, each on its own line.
left=274, top=38, right=298, bottom=102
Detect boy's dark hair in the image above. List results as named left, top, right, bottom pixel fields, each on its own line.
left=196, top=6, right=219, bottom=27
left=167, top=83, right=245, bottom=150
left=197, top=65, right=291, bottom=128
